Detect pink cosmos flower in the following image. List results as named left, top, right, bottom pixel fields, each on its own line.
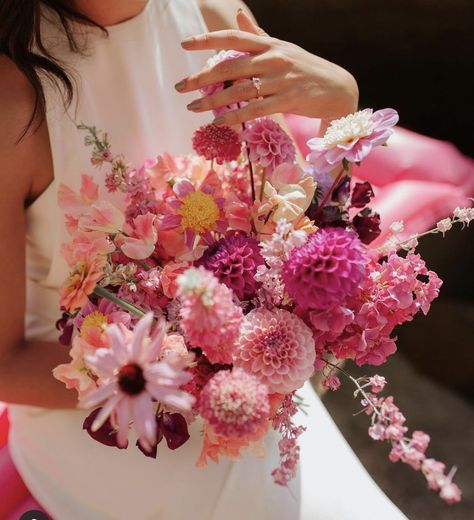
left=79, top=313, right=195, bottom=452
left=199, top=368, right=270, bottom=438
left=234, top=308, right=316, bottom=394
left=60, top=252, right=107, bottom=312
left=307, top=108, right=399, bottom=174
left=177, top=267, right=243, bottom=364
left=160, top=178, right=227, bottom=250
left=241, top=118, right=296, bottom=174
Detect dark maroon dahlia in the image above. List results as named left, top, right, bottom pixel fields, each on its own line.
left=198, top=232, right=265, bottom=300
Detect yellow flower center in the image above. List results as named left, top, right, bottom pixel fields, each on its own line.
left=81, top=311, right=108, bottom=336
left=179, top=191, right=219, bottom=234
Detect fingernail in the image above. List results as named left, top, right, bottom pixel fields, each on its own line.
left=175, top=80, right=186, bottom=91
left=213, top=116, right=225, bottom=126
left=181, top=38, right=194, bottom=48
left=187, top=99, right=201, bottom=111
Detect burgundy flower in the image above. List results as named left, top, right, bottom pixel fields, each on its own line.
left=83, top=408, right=126, bottom=449
left=353, top=209, right=382, bottom=244
left=351, top=181, right=375, bottom=208
left=198, top=232, right=265, bottom=300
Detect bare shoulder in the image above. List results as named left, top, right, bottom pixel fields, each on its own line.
left=0, top=55, right=52, bottom=202
left=197, top=0, right=257, bottom=31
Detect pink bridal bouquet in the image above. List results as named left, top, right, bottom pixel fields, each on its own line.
left=53, top=56, right=470, bottom=504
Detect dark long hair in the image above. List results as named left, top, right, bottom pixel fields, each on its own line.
left=0, top=0, right=105, bottom=138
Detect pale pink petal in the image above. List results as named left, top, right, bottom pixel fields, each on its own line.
left=130, top=312, right=153, bottom=362
left=80, top=174, right=99, bottom=203
left=372, top=108, right=399, bottom=128
left=91, top=393, right=122, bottom=431
left=79, top=381, right=117, bottom=409
left=131, top=392, right=157, bottom=446
left=160, top=214, right=182, bottom=231
left=173, top=179, right=195, bottom=198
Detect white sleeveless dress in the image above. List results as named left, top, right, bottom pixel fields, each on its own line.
left=8, top=1, right=407, bottom=518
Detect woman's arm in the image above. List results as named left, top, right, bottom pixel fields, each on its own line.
left=0, top=57, right=76, bottom=408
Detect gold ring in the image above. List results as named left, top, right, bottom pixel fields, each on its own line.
left=251, top=76, right=262, bottom=98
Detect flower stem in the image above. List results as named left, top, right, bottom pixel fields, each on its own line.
left=93, top=286, right=147, bottom=318
left=259, top=168, right=267, bottom=201
left=312, top=166, right=346, bottom=220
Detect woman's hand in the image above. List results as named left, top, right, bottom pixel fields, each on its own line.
left=175, top=10, right=359, bottom=127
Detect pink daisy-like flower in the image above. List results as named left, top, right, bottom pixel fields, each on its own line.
left=79, top=313, right=195, bottom=452
left=241, top=118, right=296, bottom=174
left=160, top=179, right=228, bottom=250
left=177, top=267, right=244, bottom=364
left=74, top=298, right=131, bottom=348
left=199, top=368, right=270, bottom=438
left=192, top=124, right=242, bottom=164
left=198, top=232, right=265, bottom=300
left=234, top=308, right=315, bottom=394
left=307, top=108, right=399, bottom=174
left=282, top=227, right=367, bottom=310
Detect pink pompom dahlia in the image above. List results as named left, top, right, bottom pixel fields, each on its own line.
left=307, top=108, right=399, bottom=174
left=234, top=308, right=315, bottom=394
left=282, top=227, right=367, bottom=310
left=200, top=368, right=270, bottom=437
left=177, top=267, right=243, bottom=364
left=241, top=118, right=296, bottom=174
left=192, top=124, right=242, bottom=164
left=198, top=232, right=265, bottom=300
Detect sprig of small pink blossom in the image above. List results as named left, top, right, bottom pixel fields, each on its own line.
left=322, top=360, right=461, bottom=504
left=254, top=220, right=307, bottom=305
left=78, top=123, right=130, bottom=192
left=271, top=393, right=306, bottom=487
left=380, top=202, right=474, bottom=254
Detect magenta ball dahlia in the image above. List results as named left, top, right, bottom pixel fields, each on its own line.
left=199, top=368, right=270, bottom=438
left=198, top=232, right=265, bottom=300
left=282, top=227, right=367, bottom=310
left=233, top=308, right=315, bottom=394
left=192, top=124, right=242, bottom=164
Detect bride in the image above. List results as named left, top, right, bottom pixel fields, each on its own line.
left=0, top=0, right=406, bottom=518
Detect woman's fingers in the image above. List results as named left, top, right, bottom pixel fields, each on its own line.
left=236, top=9, right=268, bottom=37
left=187, top=77, right=277, bottom=113
left=175, top=55, right=266, bottom=93
left=181, top=29, right=270, bottom=53
left=212, top=95, right=288, bottom=127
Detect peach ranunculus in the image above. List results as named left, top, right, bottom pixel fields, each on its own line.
left=160, top=262, right=190, bottom=298
left=61, top=230, right=115, bottom=267
left=196, top=420, right=269, bottom=468
left=60, top=252, right=107, bottom=312
left=161, top=334, right=192, bottom=360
